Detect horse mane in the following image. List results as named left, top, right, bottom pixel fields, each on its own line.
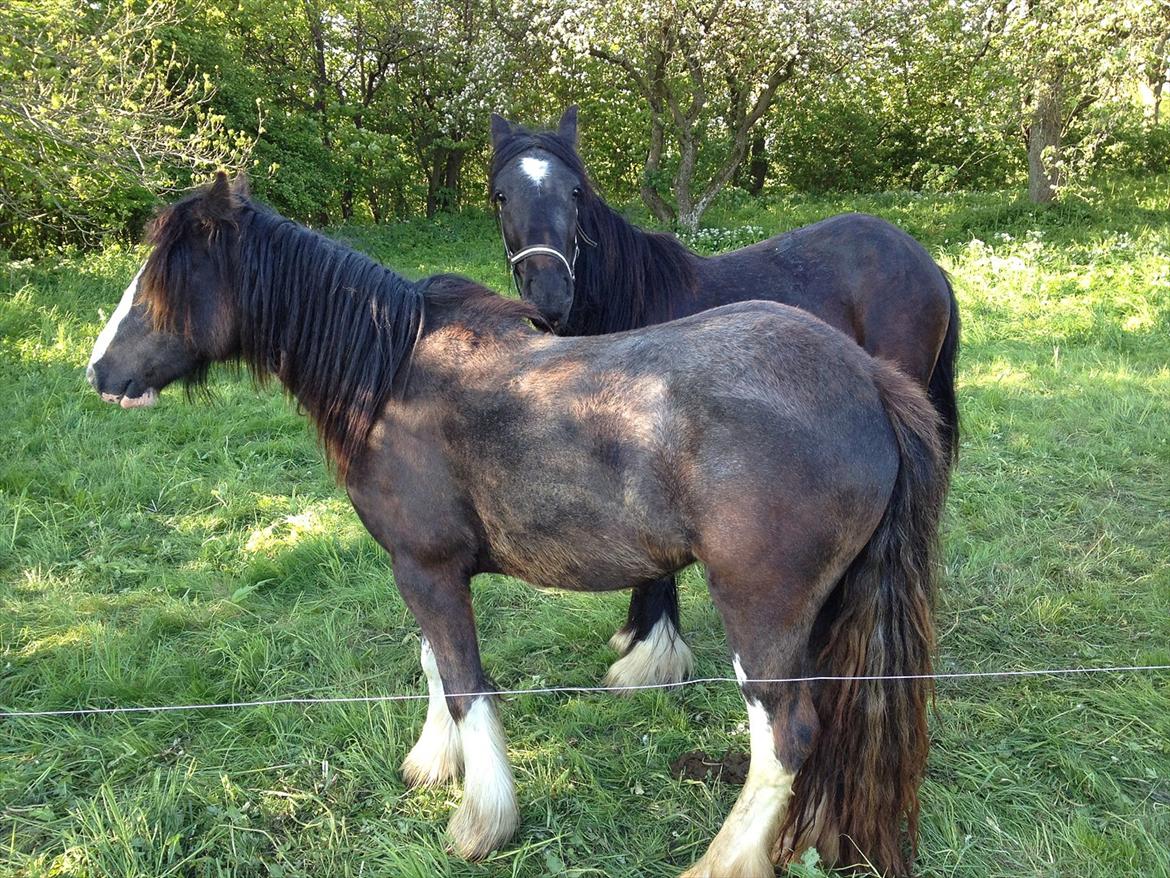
left=141, top=186, right=534, bottom=479
left=422, top=272, right=546, bottom=329
left=489, top=128, right=698, bottom=335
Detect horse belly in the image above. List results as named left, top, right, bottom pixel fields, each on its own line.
left=477, top=486, right=688, bottom=592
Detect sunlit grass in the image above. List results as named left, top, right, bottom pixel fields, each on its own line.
left=1, top=178, right=1168, bottom=876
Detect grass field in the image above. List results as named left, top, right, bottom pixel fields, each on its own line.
left=2, top=179, right=1169, bottom=877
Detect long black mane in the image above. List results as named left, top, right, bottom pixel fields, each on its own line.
left=143, top=187, right=533, bottom=477
left=489, top=129, right=698, bottom=335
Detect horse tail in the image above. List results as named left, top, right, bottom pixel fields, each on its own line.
left=928, top=269, right=961, bottom=467
left=779, top=360, right=945, bottom=876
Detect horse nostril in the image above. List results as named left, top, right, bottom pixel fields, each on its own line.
left=86, top=364, right=97, bottom=388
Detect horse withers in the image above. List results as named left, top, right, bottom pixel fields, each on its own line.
left=490, top=107, right=960, bottom=693
left=87, top=174, right=945, bottom=876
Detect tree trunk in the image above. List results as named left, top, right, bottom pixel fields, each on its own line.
left=303, top=0, right=333, bottom=226
left=1027, top=79, right=1063, bottom=204
left=441, top=147, right=463, bottom=212
left=746, top=133, right=768, bottom=195
left=425, top=158, right=439, bottom=218
left=1150, top=33, right=1168, bottom=125
left=640, top=114, right=675, bottom=223
left=674, top=130, right=699, bottom=230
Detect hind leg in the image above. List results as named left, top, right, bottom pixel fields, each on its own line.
left=605, top=574, right=694, bottom=692
left=681, top=571, right=824, bottom=878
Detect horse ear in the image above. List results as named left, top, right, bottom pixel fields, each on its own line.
left=200, top=170, right=239, bottom=224
left=490, top=113, right=513, bottom=149
left=231, top=172, right=250, bottom=198
left=557, top=106, right=578, bottom=145
left=206, top=171, right=232, bottom=208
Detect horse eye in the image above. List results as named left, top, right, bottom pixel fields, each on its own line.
left=572, top=187, right=581, bottom=200
left=494, top=191, right=507, bottom=205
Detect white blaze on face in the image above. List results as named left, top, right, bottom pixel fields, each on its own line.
left=89, top=263, right=145, bottom=367
left=520, top=156, right=550, bottom=187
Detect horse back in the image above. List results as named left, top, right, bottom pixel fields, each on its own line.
left=695, top=214, right=951, bottom=383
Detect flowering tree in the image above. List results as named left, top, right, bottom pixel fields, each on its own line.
left=980, top=0, right=1164, bottom=202
left=399, top=0, right=523, bottom=215
left=525, top=0, right=905, bottom=229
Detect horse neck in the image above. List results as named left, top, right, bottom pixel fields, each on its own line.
left=567, top=200, right=698, bottom=335
left=235, top=212, right=423, bottom=477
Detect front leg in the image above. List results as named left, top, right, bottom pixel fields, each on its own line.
left=401, top=637, right=463, bottom=787
left=394, top=556, right=519, bottom=860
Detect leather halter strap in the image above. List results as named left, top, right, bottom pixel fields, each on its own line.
left=499, top=219, right=587, bottom=295
left=507, top=243, right=576, bottom=279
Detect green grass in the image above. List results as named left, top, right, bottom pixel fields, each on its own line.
left=2, top=179, right=1169, bottom=877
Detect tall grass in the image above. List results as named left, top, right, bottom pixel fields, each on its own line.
left=1, top=180, right=1168, bottom=876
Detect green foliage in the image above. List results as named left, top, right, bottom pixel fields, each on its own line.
left=2, top=179, right=1169, bottom=876
left=0, top=0, right=248, bottom=257
left=3, top=0, right=1169, bottom=253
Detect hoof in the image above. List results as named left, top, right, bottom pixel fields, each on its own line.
left=446, top=786, right=520, bottom=860
left=402, top=641, right=464, bottom=787
left=603, top=618, right=694, bottom=694
left=679, top=848, right=775, bottom=878
left=447, top=697, right=519, bottom=860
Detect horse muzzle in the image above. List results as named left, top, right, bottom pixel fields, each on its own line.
left=87, top=364, right=159, bottom=408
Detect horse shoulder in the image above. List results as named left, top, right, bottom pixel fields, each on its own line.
left=345, top=392, right=479, bottom=568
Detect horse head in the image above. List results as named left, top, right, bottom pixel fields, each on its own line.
left=489, top=107, right=590, bottom=331
left=87, top=172, right=247, bottom=407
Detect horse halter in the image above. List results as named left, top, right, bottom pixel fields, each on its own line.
left=497, top=210, right=598, bottom=295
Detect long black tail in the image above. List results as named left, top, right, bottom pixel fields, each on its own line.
left=928, top=269, right=960, bottom=467
left=780, top=361, right=946, bottom=876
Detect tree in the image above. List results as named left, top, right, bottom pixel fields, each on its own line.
left=528, top=0, right=902, bottom=229
left=0, top=0, right=248, bottom=253
left=400, top=0, right=521, bottom=216
left=982, top=0, right=1160, bottom=203
left=1140, top=1, right=1170, bottom=123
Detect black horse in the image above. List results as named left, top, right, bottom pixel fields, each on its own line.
left=490, top=108, right=960, bottom=692
left=87, top=174, right=945, bottom=876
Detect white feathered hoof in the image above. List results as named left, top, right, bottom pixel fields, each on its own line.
left=446, top=784, right=520, bottom=860
left=401, top=718, right=462, bottom=787
left=446, top=697, right=520, bottom=860
left=603, top=617, right=695, bottom=694
left=679, top=845, right=776, bottom=878
left=403, top=639, right=464, bottom=787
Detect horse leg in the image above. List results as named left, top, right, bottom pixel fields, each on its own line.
left=604, top=574, right=694, bottom=692
left=680, top=569, right=826, bottom=878
left=393, top=556, right=519, bottom=860
left=401, top=637, right=463, bottom=787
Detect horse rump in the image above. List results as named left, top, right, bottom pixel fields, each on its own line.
left=777, top=359, right=946, bottom=876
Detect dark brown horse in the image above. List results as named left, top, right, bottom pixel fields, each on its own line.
left=490, top=108, right=960, bottom=692
left=87, top=174, right=945, bottom=876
